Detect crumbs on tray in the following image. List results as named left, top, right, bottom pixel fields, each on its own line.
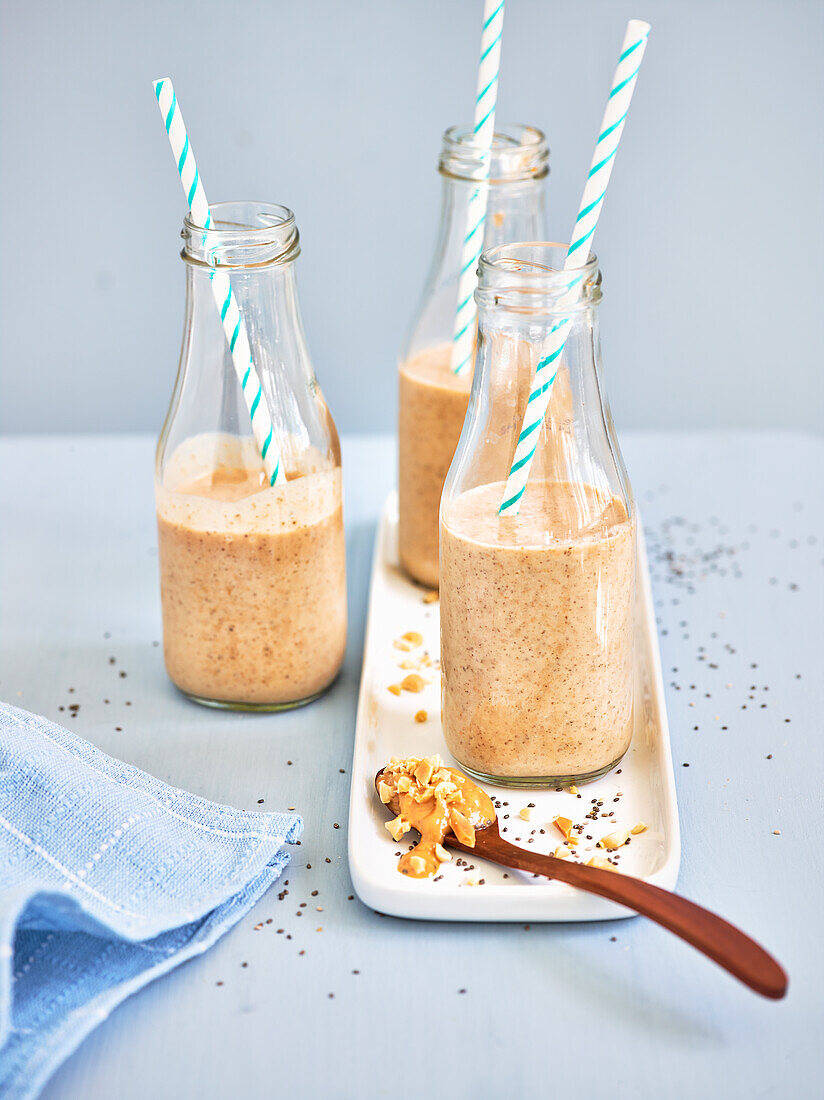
left=387, top=629, right=440, bottom=697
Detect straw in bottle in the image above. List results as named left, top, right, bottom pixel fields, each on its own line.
left=498, top=19, right=650, bottom=515
left=451, top=0, right=506, bottom=376
left=152, top=78, right=286, bottom=486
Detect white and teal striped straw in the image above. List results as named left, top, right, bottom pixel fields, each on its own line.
left=152, top=77, right=286, bottom=487
left=498, top=19, right=650, bottom=515
left=450, top=0, right=506, bottom=376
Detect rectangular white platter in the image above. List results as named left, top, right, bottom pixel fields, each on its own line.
left=347, top=492, right=681, bottom=922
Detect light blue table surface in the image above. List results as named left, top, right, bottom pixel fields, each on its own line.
left=0, top=432, right=821, bottom=1100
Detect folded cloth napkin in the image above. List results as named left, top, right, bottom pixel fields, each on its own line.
left=0, top=701, right=302, bottom=1100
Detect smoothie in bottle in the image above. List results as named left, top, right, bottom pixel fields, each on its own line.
left=156, top=202, right=346, bottom=709
left=440, top=244, right=635, bottom=785
left=398, top=125, right=549, bottom=587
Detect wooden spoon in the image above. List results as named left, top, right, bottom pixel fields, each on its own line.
left=375, top=770, right=787, bottom=1000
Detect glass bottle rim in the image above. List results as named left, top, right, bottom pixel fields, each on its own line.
left=181, top=200, right=301, bottom=269
left=476, top=241, right=602, bottom=312
left=439, top=124, right=549, bottom=183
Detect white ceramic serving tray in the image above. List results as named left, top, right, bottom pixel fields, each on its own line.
left=347, top=492, right=680, bottom=921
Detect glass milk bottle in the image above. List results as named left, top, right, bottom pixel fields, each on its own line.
left=156, top=201, right=346, bottom=710
left=440, top=243, right=636, bottom=786
left=398, top=125, right=549, bottom=588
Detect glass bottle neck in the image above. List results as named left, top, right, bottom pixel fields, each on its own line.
left=435, top=173, right=548, bottom=282
left=403, top=174, right=548, bottom=361
left=445, top=248, right=631, bottom=523
left=158, top=239, right=337, bottom=481
left=185, top=257, right=310, bottom=382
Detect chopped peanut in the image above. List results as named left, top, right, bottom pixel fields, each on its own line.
left=402, top=631, right=424, bottom=646
left=598, top=829, right=631, bottom=851
left=414, top=757, right=435, bottom=786
left=449, top=809, right=475, bottom=847
left=553, top=846, right=572, bottom=859
left=377, top=781, right=393, bottom=805
left=552, top=815, right=573, bottom=840
left=407, top=855, right=427, bottom=875
left=568, top=785, right=579, bottom=796
left=414, top=710, right=428, bottom=723
left=434, top=781, right=459, bottom=801
left=385, top=815, right=410, bottom=842
left=434, top=843, right=452, bottom=863
left=401, top=674, right=425, bottom=693
left=630, top=822, right=647, bottom=835
left=387, top=684, right=402, bottom=696
left=586, top=856, right=618, bottom=872
left=519, top=807, right=533, bottom=821
left=422, top=591, right=439, bottom=604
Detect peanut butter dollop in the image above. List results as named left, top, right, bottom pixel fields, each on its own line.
left=377, top=755, right=496, bottom=878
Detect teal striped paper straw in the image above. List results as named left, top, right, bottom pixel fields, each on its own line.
left=498, top=19, right=650, bottom=516
left=152, top=78, right=285, bottom=487
left=450, top=0, right=506, bottom=376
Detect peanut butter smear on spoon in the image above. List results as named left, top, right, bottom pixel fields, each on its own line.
left=375, top=755, right=496, bottom=878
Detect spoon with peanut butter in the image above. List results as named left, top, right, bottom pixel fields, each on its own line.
left=375, top=757, right=787, bottom=1000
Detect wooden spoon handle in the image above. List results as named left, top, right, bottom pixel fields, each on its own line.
left=453, top=832, right=787, bottom=1000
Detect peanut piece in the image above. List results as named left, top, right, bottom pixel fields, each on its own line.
left=552, top=815, right=573, bottom=839
left=598, top=829, right=631, bottom=851
left=449, top=809, right=476, bottom=847
left=402, top=631, right=423, bottom=646
left=434, top=843, right=452, bottom=863
left=401, top=674, right=425, bottom=693
left=414, top=710, right=428, bottom=723
left=385, top=815, right=410, bottom=842
left=586, top=856, right=618, bottom=872
left=414, top=757, right=434, bottom=786
left=630, top=822, right=647, bottom=835
left=387, top=684, right=402, bottom=696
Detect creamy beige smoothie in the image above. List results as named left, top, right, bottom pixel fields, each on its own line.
left=440, top=479, right=635, bottom=784
left=398, top=344, right=577, bottom=588
left=156, top=434, right=346, bottom=707
left=398, top=345, right=471, bottom=588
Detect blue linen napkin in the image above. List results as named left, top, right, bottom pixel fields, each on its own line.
left=0, top=701, right=302, bottom=1100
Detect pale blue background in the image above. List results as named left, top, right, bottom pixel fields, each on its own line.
left=0, top=0, right=822, bottom=436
